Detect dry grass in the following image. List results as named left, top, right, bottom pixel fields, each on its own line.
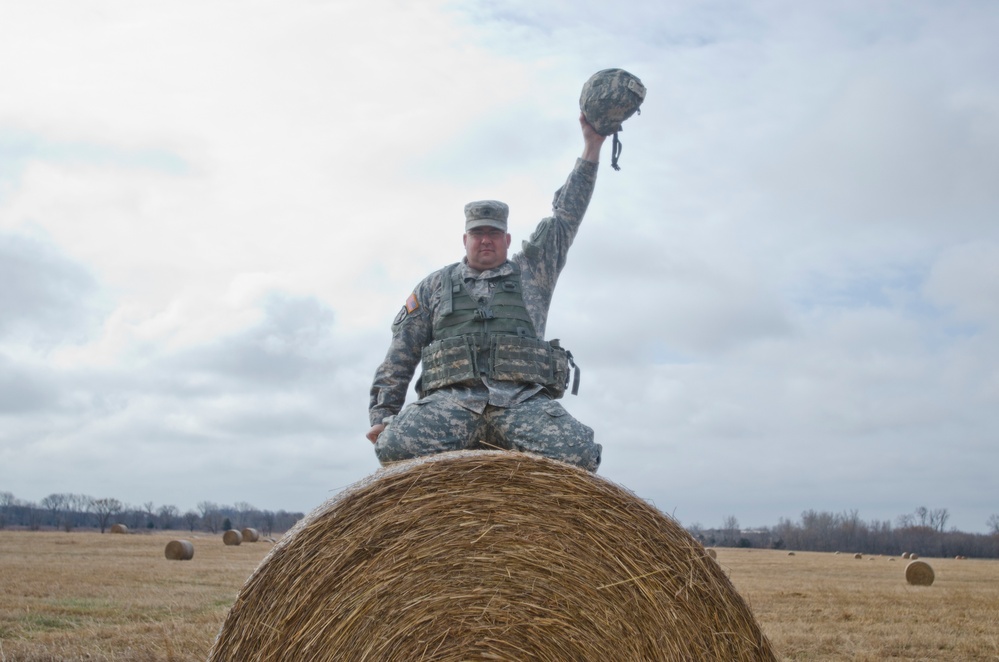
left=0, top=529, right=269, bottom=661
left=718, top=548, right=999, bottom=661
left=2, top=533, right=999, bottom=660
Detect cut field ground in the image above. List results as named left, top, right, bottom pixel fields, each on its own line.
left=1, top=531, right=997, bottom=661
left=0, top=530, right=269, bottom=661
left=716, top=548, right=999, bottom=661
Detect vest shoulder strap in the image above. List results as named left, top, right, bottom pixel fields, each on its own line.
left=438, top=262, right=461, bottom=317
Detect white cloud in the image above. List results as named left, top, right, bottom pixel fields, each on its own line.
left=924, top=242, right=999, bottom=326
left=1, top=0, right=998, bottom=533
left=0, top=230, right=104, bottom=345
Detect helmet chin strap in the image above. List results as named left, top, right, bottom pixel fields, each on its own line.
left=579, top=69, right=644, bottom=172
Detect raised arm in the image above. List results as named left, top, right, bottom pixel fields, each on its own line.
left=580, top=112, right=607, bottom=163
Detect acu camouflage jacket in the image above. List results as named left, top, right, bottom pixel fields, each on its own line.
left=368, top=158, right=599, bottom=426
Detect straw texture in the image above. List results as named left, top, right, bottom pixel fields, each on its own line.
left=209, top=451, right=776, bottom=661
left=165, top=539, right=194, bottom=561
left=905, top=560, right=935, bottom=586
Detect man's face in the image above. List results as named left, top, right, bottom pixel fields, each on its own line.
left=463, top=226, right=511, bottom=271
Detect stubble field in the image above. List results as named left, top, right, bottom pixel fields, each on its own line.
left=1, top=530, right=997, bottom=661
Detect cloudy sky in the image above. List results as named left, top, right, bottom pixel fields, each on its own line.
left=2, top=0, right=997, bottom=533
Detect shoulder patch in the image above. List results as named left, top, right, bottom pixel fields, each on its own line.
left=405, top=292, right=420, bottom=314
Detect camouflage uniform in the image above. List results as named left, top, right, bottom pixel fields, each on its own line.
left=369, top=158, right=602, bottom=471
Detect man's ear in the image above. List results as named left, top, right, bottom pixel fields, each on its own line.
left=505, top=234, right=512, bottom=248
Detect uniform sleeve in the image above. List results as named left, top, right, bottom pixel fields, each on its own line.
left=519, top=158, right=599, bottom=290
left=368, top=274, right=437, bottom=426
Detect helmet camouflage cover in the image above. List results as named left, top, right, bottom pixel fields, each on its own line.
left=579, top=68, right=646, bottom=170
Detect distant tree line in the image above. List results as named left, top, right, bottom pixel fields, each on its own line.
left=688, top=508, right=999, bottom=559
left=0, top=491, right=304, bottom=536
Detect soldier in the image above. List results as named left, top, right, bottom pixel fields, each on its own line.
left=366, top=112, right=607, bottom=471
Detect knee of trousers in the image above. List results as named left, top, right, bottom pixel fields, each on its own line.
left=373, top=424, right=406, bottom=464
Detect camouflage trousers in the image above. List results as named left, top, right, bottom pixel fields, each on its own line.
left=375, top=392, right=601, bottom=472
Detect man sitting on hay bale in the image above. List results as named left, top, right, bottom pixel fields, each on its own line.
left=366, top=112, right=615, bottom=472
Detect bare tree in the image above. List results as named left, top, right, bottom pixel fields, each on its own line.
left=183, top=510, right=200, bottom=532
left=124, top=503, right=144, bottom=530
left=25, top=500, right=41, bottom=530
left=722, top=515, right=740, bottom=545
left=260, top=510, right=276, bottom=537
left=158, top=505, right=179, bottom=530
left=65, top=493, right=93, bottom=528
left=91, top=498, right=123, bottom=534
left=41, top=493, right=68, bottom=528
left=234, top=502, right=256, bottom=529
left=929, top=508, right=950, bottom=533
left=987, top=514, right=999, bottom=536
left=198, top=501, right=223, bottom=534
left=0, top=491, right=15, bottom=528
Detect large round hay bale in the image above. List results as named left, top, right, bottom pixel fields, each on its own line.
left=165, top=540, right=195, bottom=561
left=223, top=530, right=243, bottom=546
left=110, top=523, right=128, bottom=534
left=241, top=527, right=260, bottom=543
left=209, top=451, right=776, bottom=661
left=905, top=560, right=935, bottom=586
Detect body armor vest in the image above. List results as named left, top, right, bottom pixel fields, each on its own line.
left=420, top=264, right=578, bottom=398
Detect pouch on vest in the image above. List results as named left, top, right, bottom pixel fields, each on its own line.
left=419, top=335, right=479, bottom=393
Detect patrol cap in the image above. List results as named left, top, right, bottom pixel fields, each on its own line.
left=464, top=200, right=509, bottom=232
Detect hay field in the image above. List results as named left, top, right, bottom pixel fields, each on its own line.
left=1, top=531, right=997, bottom=661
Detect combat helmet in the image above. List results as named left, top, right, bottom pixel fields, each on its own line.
left=579, top=68, right=646, bottom=170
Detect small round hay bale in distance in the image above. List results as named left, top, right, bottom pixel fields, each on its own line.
left=787, top=551, right=795, bottom=556
left=209, top=451, right=777, bottom=661
left=706, top=547, right=717, bottom=559
left=909, top=553, right=919, bottom=560
left=905, top=560, right=935, bottom=586
left=241, top=527, right=260, bottom=543
left=854, top=553, right=863, bottom=559
left=110, top=523, right=128, bottom=534
left=165, top=540, right=195, bottom=561
left=901, top=552, right=910, bottom=559
left=223, top=530, right=243, bottom=546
